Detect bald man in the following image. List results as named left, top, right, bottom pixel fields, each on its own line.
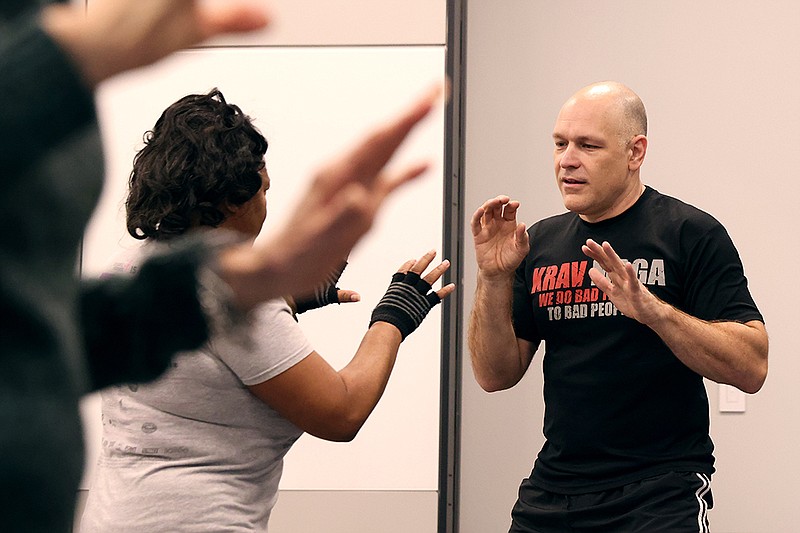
left=468, top=82, right=768, bottom=532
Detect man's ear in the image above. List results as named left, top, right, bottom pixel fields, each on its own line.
left=628, top=135, right=647, bottom=171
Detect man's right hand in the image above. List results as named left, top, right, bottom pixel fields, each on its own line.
left=470, top=195, right=529, bottom=279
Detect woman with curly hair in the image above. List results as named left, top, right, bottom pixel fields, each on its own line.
left=126, top=89, right=270, bottom=242
left=79, top=89, right=454, bottom=532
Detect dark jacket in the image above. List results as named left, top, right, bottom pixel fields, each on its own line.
left=0, top=12, right=210, bottom=532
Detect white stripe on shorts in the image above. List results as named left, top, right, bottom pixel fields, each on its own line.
left=694, top=473, right=711, bottom=533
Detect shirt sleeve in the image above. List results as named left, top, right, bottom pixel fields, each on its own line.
left=512, top=235, right=541, bottom=343
left=211, top=299, right=314, bottom=386
left=680, top=216, right=764, bottom=324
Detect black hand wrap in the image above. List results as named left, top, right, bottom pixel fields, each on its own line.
left=294, top=262, right=346, bottom=314
left=369, top=271, right=441, bottom=340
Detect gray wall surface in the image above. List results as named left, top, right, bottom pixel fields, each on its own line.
left=460, top=2, right=800, bottom=532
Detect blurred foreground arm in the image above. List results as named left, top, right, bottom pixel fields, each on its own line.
left=41, top=0, right=270, bottom=88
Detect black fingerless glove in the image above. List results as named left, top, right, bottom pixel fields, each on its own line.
left=294, top=262, right=346, bottom=314
left=369, top=271, right=441, bottom=340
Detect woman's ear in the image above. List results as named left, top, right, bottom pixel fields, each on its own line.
left=221, top=201, right=240, bottom=216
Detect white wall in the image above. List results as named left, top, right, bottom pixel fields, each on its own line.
left=461, top=2, right=800, bottom=532
left=203, top=0, right=445, bottom=46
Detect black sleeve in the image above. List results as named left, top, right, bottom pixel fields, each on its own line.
left=680, top=217, right=764, bottom=324
left=80, top=245, right=211, bottom=392
left=512, top=232, right=541, bottom=343
left=0, top=16, right=96, bottom=177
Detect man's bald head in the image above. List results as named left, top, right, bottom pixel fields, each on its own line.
left=564, top=81, right=647, bottom=145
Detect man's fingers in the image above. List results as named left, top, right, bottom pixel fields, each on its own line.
left=600, top=241, right=624, bottom=264
left=470, top=206, right=486, bottom=237
left=583, top=238, right=603, bottom=255
left=588, top=267, right=612, bottom=293
left=585, top=239, right=621, bottom=265
left=501, top=200, right=521, bottom=221
left=488, top=196, right=516, bottom=222
left=486, top=195, right=511, bottom=208
left=490, top=200, right=504, bottom=221
left=623, top=262, right=641, bottom=287
left=474, top=196, right=512, bottom=229
left=583, top=239, right=611, bottom=270
left=515, top=223, right=529, bottom=246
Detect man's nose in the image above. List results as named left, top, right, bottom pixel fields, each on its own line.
left=559, top=144, right=580, bottom=168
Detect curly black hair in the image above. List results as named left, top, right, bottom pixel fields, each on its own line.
left=126, top=88, right=268, bottom=241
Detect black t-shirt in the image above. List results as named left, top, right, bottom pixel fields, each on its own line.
left=512, top=186, right=763, bottom=494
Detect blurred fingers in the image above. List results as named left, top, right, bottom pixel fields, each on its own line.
left=198, top=1, right=271, bottom=40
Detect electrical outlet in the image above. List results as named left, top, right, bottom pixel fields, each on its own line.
left=718, top=383, right=746, bottom=413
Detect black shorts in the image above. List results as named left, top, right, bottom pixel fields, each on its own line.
left=509, top=471, right=713, bottom=533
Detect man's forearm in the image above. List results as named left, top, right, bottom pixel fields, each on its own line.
left=468, top=273, right=531, bottom=392
left=646, top=301, right=768, bottom=393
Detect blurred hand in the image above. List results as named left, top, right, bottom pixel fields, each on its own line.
left=42, top=0, right=270, bottom=87
left=218, top=83, right=447, bottom=310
